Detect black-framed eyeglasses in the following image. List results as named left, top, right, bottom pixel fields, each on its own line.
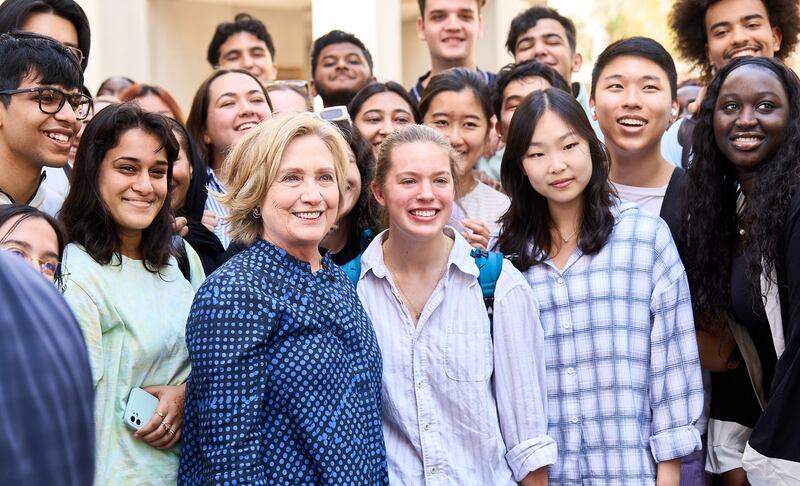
left=0, top=87, right=92, bottom=120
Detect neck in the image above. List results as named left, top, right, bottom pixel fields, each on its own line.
left=383, top=227, right=451, bottom=272
left=320, top=217, right=352, bottom=255
left=609, top=144, right=673, bottom=187
left=458, top=172, right=479, bottom=197
left=0, top=151, right=42, bottom=203
left=548, top=196, right=583, bottom=237
left=430, top=56, right=476, bottom=79
left=118, top=229, right=143, bottom=260
left=210, top=149, right=226, bottom=177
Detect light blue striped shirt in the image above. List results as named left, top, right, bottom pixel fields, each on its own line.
left=204, top=168, right=230, bottom=249
left=523, top=202, right=703, bottom=485
left=357, top=228, right=557, bottom=485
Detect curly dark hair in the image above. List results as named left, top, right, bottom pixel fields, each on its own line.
left=494, top=88, right=615, bottom=270
left=59, top=103, right=180, bottom=273
left=684, top=56, right=800, bottom=320
left=493, top=60, right=571, bottom=119
left=669, top=0, right=800, bottom=81
left=207, top=13, right=275, bottom=66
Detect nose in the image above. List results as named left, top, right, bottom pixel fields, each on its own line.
left=444, top=13, right=460, bottom=31
left=730, top=25, right=749, bottom=45
left=735, top=106, right=757, bottom=127
left=240, top=52, right=255, bottom=69
left=54, top=98, right=79, bottom=126
left=131, top=170, right=154, bottom=194
left=548, top=153, right=567, bottom=174
left=622, top=87, right=642, bottom=109
left=379, top=119, right=394, bottom=135
left=445, top=125, right=464, bottom=150
left=532, top=40, right=549, bottom=59
left=300, top=179, right=324, bottom=205
left=417, top=178, right=435, bottom=200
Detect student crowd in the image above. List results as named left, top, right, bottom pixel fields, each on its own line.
left=1, top=0, right=799, bottom=485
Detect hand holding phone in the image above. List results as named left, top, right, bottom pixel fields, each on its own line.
left=123, top=387, right=158, bottom=431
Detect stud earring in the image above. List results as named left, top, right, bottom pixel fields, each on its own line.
left=590, top=107, right=596, bottom=118
left=252, top=207, right=261, bottom=219
left=671, top=108, right=678, bottom=117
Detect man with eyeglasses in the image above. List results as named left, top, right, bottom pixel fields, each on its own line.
left=0, top=32, right=87, bottom=215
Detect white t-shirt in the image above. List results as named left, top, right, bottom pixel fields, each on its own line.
left=611, top=181, right=668, bottom=216
left=457, top=181, right=510, bottom=235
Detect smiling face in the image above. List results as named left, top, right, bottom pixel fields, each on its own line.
left=705, top=0, right=782, bottom=71
left=513, top=19, right=580, bottom=84
left=0, top=75, right=81, bottom=170
left=203, top=72, right=271, bottom=163
left=417, top=0, right=483, bottom=66
left=97, top=128, right=170, bottom=244
left=713, top=64, right=789, bottom=175
left=372, top=141, right=455, bottom=242
left=522, top=110, right=592, bottom=211
left=0, top=215, right=60, bottom=281
left=216, top=31, right=278, bottom=83
left=260, top=134, right=340, bottom=261
left=354, top=91, right=416, bottom=157
left=311, top=42, right=373, bottom=104
left=500, top=76, right=552, bottom=140
left=591, top=55, right=677, bottom=160
left=170, top=137, right=193, bottom=211
left=423, top=88, right=490, bottom=175
left=340, top=151, right=362, bottom=219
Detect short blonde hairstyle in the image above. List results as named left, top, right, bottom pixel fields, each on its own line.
left=218, top=112, right=350, bottom=245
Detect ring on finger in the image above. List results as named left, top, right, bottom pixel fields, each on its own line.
left=161, top=421, right=172, bottom=431
left=156, top=411, right=166, bottom=419
left=167, top=427, right=175, bottom=436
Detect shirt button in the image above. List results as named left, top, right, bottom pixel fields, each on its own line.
left=563, top=323, right=571, bottom=329
left=557, top=277, right=564, bottom=284
left=416, top=381, right=424, bottom=389
left=571, top=416, right=579, bottom=424
left=423, top=424, right=430, bottom=431
left=430, top=467, right=437, bottom=474
left=567, top=367, right=575, bottom=375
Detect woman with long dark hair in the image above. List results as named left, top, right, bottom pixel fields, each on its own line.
left=495, top=88, right=703, bottom=484
left=0, top=203, right=64, bottom=287
left=683, top=56, right=800, bottom=484
left=59, top=103, right=205, bottom=484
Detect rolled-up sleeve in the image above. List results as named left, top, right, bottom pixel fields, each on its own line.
left=183, top=283, right=274, bottom=484
left=493, top=262, right=557, bottom=480
left=648, top=227, right=704, bottom=462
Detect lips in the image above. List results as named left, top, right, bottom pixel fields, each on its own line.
left=44, top=129, right=73, bottom=146
left=725, top=45, right=761, bottom=60
left=123, top=197, right=155, bottom=208
left=410, top=209, right=438, bottom=218
left=729, top=132, right=765, bottom=151
left=549, top=178, right=573, bottom=189
left=295, top=211, right=323, bottom=220
left=235, top=121, right=258, bottom=131
left=617, top=115, right=648, bottom=128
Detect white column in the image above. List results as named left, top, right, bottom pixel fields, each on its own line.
left=311, top=0, right=402, bottom=84
left=76, top=0, right=151, bottom=94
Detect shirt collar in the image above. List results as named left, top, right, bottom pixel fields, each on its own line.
left=360, top=226, right=480, bottom=281
left=0, top=171, right=47, bottom=205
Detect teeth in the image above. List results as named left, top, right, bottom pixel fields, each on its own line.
left=734, top=136, right=761, bottom=142
left=237, top=122, right=257, bottom=131
left=296, top=211, right=322, bottom=220
left=46, top=132, right=69, bottom=143
left=411, top=209, right=436, bottom=217
left=619, top=118, right=646, bottom=126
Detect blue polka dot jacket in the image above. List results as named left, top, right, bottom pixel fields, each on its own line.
left=179, top=239, right=389, bottom=485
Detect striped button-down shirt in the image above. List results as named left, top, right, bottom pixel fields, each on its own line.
left=358, top=228, right=557, bottom=485
left=204, top=167, right=231, bottom=249
left=523, top=202, right=703, bottom=485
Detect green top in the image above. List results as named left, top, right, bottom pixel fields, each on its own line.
left=62, top=242, right=205, bottom=485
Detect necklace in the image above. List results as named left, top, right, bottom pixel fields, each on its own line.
left=383, top=244, right=449, bottom=322
left=556, top=227, right=579, bottom=243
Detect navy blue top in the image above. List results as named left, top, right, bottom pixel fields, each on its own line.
left=179, top=239, right=388, bottom=485
left=0, top=252, right=95, bottom=485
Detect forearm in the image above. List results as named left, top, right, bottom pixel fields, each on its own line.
left=656, top=459, right=680, bottom=486
left=519, top=466, right=548, bottom=486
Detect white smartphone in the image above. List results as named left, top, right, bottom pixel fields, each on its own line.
left=123, top=387, right=158, bottom=431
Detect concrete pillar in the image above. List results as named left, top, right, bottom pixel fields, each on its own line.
left=311, top=0, right=402, bottom=84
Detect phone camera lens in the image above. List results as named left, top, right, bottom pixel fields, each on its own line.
left=130, top=415, right=135, bottom=422
left=136, top=419, right=141, bottom=426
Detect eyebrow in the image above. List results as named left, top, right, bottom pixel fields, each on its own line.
left=396, top=170, right=451, bottom=177
left=113, top=156, right=169, bottom=166
left=217, top=89, right=263, bottom=100
left=529, top=132, right=575, bottom=146
left=709, top=13, right=765, bottom=31
left=603, top=74, right=663, bottom=82
left=431, top=111, right=481, bottom=119
left=1, top=239, right=31, bottom=250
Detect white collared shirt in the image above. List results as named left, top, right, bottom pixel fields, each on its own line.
left=357, top=228, right=556, bottom=485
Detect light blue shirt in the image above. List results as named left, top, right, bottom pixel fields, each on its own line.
left=204, top=168, right=231, bottom=249
left=358, top=228, right=557, bottom=484
left=523, top=202, right=703, bottom=485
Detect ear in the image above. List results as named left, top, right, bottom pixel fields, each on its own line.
left=670, top=99, right=680, bottom=123
left=371, top=180, right=387, bottom=207
left=772, top=27, right=783, bottom=54
left=202, top=130, right=211, bottom=145
left=309, top=79, right=318, bottom=98
left=588, top=97, right=597, bottom=121
left=571, top=52, right=583, bottom=74
left=417, top=16, right=426, bottom=42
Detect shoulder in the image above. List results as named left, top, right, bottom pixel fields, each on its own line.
left=62, top=244, right=105, bottom=282
left=494, top=258, right=533, bottom=300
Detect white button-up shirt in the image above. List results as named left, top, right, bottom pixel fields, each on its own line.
left=357, top=228, right=556, bottom=485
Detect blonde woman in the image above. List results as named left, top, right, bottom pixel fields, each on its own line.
left=179, top=113, right=388, bottom=484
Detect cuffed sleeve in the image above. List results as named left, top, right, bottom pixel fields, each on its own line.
left=493, top=260, right=557, bottom=480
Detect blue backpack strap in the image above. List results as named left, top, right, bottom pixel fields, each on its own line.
left=341, top=228, right=376, bottom=288
left=470, top=248, right=504, bottom=336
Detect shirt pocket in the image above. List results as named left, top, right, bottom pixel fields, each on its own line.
left=444, top=317, right=493, bottom=382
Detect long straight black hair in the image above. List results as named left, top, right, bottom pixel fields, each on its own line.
left=494, top=88, right=615, bottom=271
